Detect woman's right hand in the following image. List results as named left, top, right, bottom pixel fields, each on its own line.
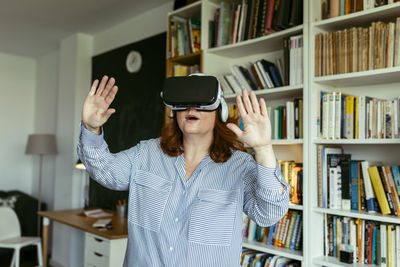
left=82, top=75, right=118, bottom=134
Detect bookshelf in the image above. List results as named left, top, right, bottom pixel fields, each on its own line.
left=309, top=0, right=400, bottom=266
left=166, top=0, right=400, bottom=266
left=167, top=0, right=308, bottom=265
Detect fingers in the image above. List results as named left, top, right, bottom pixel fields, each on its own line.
left=236, top=93, right=247, bottom=119
left=96, top=75, right=109, bottom=96
left=249, top=90, right=260, bottom=114
left=226, top=123, right=243, bottom=139
left=101, top=77, right=116, bottom=97
left=89, top=79, right=99, bottom=96
left=260, top=97, right=267, bottom=116
left=105, top=86, right=118, bottom=105
left=242, top=89, right=254, bottom=114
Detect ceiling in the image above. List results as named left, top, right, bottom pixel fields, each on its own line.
left=0, top=0, right=171, bottom=58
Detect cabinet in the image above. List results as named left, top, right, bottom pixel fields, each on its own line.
left=84, top=232, right=127, bottom=267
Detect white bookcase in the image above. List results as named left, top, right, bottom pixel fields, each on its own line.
left=166, top=0, right=400, bottom=266
left=167, top=0, right=308, bottom=265
left=308, top=1, right=400, bottom=267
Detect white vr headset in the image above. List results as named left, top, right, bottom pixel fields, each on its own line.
left=160, top=73, right=229, bottom=122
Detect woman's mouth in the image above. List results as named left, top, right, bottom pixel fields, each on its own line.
left=185, top=114, right=199, bottom=121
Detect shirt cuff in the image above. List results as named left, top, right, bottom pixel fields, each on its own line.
left=80, top=122, right=105, bottom=147
left=257, top=162, right=288, bottom=191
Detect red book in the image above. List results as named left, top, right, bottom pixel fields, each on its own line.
left=368, top=224, right=373, bottom=264
left=265, top=0, right=275, bottom=33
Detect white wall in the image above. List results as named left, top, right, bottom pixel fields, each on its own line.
left=34, top=50, right=59, bottom=210
left=93, top=1, right=173, bottom=56
left=0, top=52, right=36, bottom=195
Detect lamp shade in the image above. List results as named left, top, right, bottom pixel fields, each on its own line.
left=75, top=159, right=86, bottom=170
left=25, top=134, right=58, bottom=155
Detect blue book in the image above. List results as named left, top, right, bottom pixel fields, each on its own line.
left=350, top=161, right=360, bottom=211
left=391, top=166, right=400, bottom=195
left=371, top=225, right=377, bottom=264
left=267, top=224, right=275, bottom=245
left=340, top=0, right=345, bottom=16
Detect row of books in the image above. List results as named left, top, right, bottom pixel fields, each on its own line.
left=279, top=160, right=303, bottom=205
left=319, top=92, right=400, bottom=139
left=315, top=18, right=400, bottom=77
left=242, top=210, right=303, bottom=251
left=169, top=16, right=201, bottom=58
left=321, top=0, right=399, bottom=20
left=172, top=64, right=200, bottom=76
left=324, top=215, right=400, bottom=266
left=317, top=145, right=400, bottom=217
left=228, top=98, right=303, bottom=140
left=241, top=250, right=300, bottom=267
left=209, top=0, right=303, bottom=48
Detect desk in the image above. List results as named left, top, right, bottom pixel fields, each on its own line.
left=38, top=209, right=128, bottom=267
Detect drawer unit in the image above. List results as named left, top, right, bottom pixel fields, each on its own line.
left=84, top=233, right=127, bottom=267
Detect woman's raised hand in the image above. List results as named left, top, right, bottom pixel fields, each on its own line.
left=226, top=89, right=272, bottom=149
left=82, top=76, right=118, bottom=134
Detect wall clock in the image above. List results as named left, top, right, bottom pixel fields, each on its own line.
left=126, top=51, right=142, bottom=73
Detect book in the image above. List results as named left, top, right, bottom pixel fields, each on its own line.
left=361, top=161, right=380, bottom=213
left=368, top=166, right=391, bottom=215
left=84, top=209, right=113, bottom=218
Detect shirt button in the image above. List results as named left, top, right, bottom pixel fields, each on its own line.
left=183, top=190, right=186, bottom=195
left=169, top=246, right=173, bottom=251
left=175, top=218, right=179, bottom=222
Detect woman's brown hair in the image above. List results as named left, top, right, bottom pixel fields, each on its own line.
left=160, top=110, right=245, bottom=163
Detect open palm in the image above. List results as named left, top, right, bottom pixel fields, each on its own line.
left=227, top=90, right=272, bottom=148
left=82, top=76, right=118, bottom=133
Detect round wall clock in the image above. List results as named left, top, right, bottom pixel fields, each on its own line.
left=126, top=51, right=142, bottom=73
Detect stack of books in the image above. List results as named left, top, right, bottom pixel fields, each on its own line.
left=241, top=250, right=301, bottom=267
left=242, top=210, right=303, bottom=251
left=315, top=17, right=400, bottom=77
left=209, top=0, right=303, bottom=47
left=317, top=145, right=400, bottom=216
left=169, top=16, right=201, bottom=58
left=324, top=215, right=400, bottom=265
left=318, top=92, right=400, bottom=139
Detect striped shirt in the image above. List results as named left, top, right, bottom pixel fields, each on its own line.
left=77, top=123, right=289, bottom=267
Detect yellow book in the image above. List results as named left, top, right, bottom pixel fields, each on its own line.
left=345, top=95, right=355, bottom=139
left=354, top=96, right=359, bottom=139
left=388, top=225, right=392, bottom=267
left=368, top=166, right=391, bottom=215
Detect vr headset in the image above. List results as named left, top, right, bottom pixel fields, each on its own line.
left=161, top=74, right=228, bottom=122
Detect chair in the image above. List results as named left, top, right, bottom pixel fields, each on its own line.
left=0, top=207, right=43, bottom=267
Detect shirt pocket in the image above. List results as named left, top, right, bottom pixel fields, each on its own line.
left=130, top=170, right=172, bottom=232
left=188, top=188, right=239, bottom=246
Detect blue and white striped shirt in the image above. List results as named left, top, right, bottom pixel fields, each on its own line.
left=77, top=123, right=289, bottom=267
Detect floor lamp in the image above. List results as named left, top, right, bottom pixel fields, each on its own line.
left=75, top=159, right=89, bottom=208
left=25, top=134, right=57, bottom=236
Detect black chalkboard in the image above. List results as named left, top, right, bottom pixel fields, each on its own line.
left=88, top=32, right=166, bottom=210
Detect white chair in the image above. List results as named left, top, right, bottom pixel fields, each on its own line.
left=0, top=207, right=43, bottom=267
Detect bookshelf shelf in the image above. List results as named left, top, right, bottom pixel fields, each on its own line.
left=168, top=0, right=202, bottom=17
left=206, top=25, right=303, bottom=57
left=313, top=256, right=377, bottom=267
left=313, top=139, right=400, bottom=145
left=312, top=2, right=400, bottom=32
left=289, top=204, right=303, bottom=211
left=167, top=51, right=202, bottom=65
left=313, top=66, right=400, bottom=87
left=272, top=139, right=303, bottom=145
left=313, top=207, right=400, bottom=224
left=242, top=238, right=303, bottom=261
left=224, top=84, right=303, bottom=101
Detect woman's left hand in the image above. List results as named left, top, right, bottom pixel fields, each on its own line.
left=226, top=89, right=272, bottom=149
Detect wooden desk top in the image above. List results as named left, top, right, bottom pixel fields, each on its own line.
left=38, top=209, right=128, bottom=240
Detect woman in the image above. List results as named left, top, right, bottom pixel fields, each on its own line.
left=77, top=75, right=289, bottom=267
